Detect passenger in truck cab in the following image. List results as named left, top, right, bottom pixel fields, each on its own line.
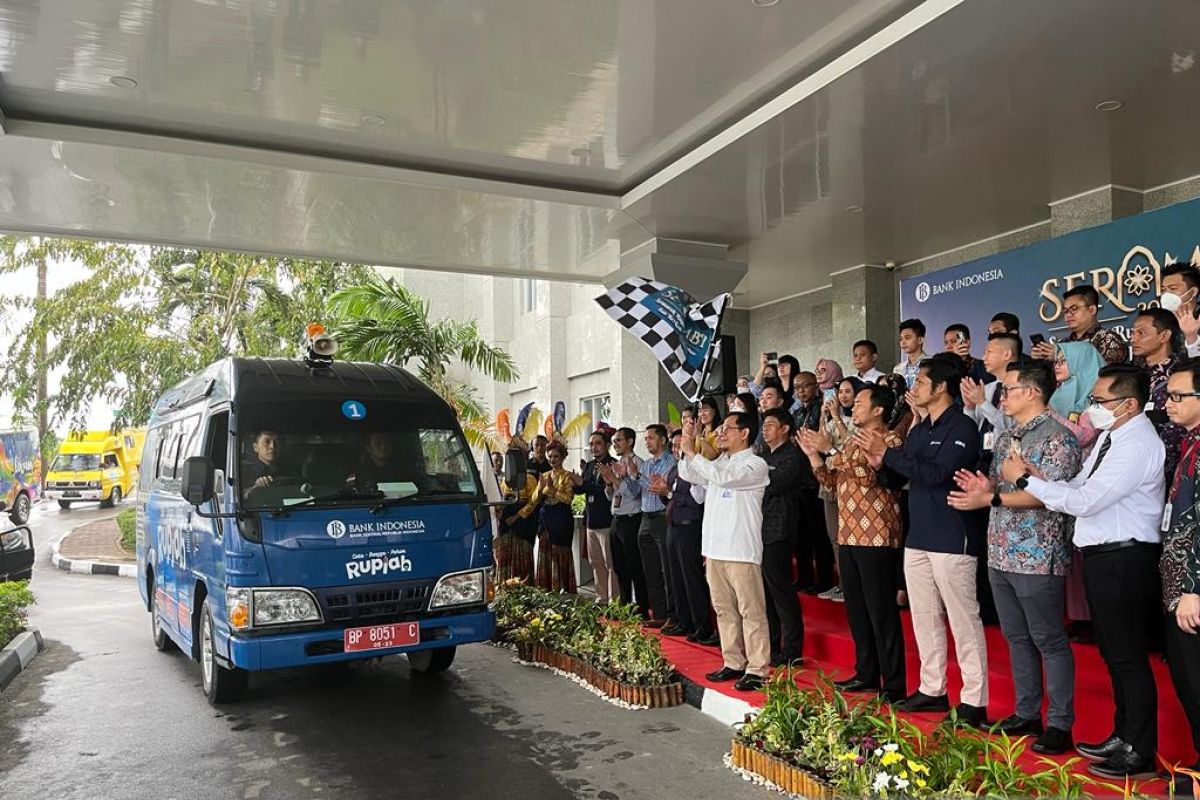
left=242, top=430, right=284, bottom=498
left=346, top=432, right=400, bottom=492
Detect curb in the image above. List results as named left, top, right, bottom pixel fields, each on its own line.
left=0, top=628, right=45, bottom=693
left=51, top=525, right=137, bottom=578
left=675, top=670, right=757, bottom=729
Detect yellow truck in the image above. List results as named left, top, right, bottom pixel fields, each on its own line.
left=45, top=429, right=146, bottom=510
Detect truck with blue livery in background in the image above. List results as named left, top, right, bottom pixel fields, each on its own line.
left=136, top=333, right=495, bottom=703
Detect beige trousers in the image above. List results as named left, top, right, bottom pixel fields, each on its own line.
left=586, top=527, right=616, bottom=604
left=706, top=558, right=771, bottom=677
left=904, top=547, right=989, bottom=707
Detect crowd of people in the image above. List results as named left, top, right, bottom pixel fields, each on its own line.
left=490, top=263, right=1200, bottom=787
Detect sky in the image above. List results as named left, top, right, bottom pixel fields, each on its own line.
left=0, top=255, right=117, bottom=433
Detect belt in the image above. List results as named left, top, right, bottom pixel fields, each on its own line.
left=643, top=510, right=665, bottom=517
left=1080, top=539, right=1158, bottom=556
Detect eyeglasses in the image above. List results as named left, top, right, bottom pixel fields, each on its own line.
left=1087, top=394, right=1131, bottom=406
left=998, top=384, right=1032, bottom=397
left=1167, top=391, right=1200, bottom=403
left=1063, top=303, right=1093, bottom=316
left=1053, top=355, right=1066, bottom=364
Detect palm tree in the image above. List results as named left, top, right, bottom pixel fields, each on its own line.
left=329, top=276, right=518, bottom=445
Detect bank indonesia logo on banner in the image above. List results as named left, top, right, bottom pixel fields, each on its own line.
left=899, top=196, right=1200, bottom=348
left=596, top=278, right=729, bottom=401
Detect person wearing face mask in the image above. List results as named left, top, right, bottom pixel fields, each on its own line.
left=1160, top=261, right=1200, bottom=359
left=978, top=364, right=1165, bottom=778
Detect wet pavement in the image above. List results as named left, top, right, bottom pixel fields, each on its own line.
left=0, top=502, right=757, bottom=800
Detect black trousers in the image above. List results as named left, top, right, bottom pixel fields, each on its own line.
left=610, top=513, right=646, bottom=615
left=840, top=545, right=906, bottom=697
left=762, top=540, right=805, bottom=661
left=1166, top=615, right=1200, bottom=759
left=665, top=520, right=712, bottom=635
left=1082, top=543, right=1162, bottom=758
left=795, top=487, right=835, bottom=588
left=638, top=511, right=672, bottom=621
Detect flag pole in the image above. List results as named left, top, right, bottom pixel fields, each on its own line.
left=693, top=294, right=731, bottom=401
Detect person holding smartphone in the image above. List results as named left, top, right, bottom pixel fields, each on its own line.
left=942, top=324, right=992, bottom=384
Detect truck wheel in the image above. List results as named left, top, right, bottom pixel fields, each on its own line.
left=200, top=600, right=248, bottom=704
left=407, top=646, right=456, bottom=675
left=8, top=491, right=30, bottom=525
left=150, top=585, right=175, bottom=653
left=58, top=500, right=72, bottom=510
left=101, top=487, right=121, bottom=508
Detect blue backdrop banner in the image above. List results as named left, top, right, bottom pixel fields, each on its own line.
left=899, top=197, right=1200, bottom=358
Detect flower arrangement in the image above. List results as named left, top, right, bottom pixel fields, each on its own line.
left=493, top=580, right=678, bottom=693
left=733, top=672, right=1123, bottom=799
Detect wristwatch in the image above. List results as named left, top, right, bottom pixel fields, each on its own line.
left=1015, top=471, right=1031, bottom=490
left=990, top=490, right=1002, bottom=508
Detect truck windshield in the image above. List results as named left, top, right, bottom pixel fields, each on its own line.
left=51, top=453, right=100, bottom=472
left=237, top=399, right=482, bottom=510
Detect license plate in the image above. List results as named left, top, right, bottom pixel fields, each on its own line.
left=63, top=491, right=80, bottom=498
left=343, top=622, right=420, bottom=653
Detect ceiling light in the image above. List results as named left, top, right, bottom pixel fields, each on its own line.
left=844, top=204, right=863, bottom=213
left=361, top=114, right=387, bottom=127
left=109, top=75, right=138, bottom=89
left=750, top=0, right=780, bottom=6
left=1094, top=99, right=1123, bottom=112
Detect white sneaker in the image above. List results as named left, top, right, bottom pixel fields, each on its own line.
left=819, top=586, right=844, bottom=602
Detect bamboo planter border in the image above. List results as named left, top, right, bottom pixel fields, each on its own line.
left=729, top=739, right=834, bottom=800
left=513, top=642, right=684, bottom=708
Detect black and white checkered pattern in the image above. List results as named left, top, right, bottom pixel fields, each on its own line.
left=595, top=278, right=729, bottom=401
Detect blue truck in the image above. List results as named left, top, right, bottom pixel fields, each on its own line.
left=136, top=353, right=495, bottom=703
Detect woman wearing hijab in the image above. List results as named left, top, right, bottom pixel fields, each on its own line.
left=816, top=358, right=845, bottom=392
left=813, top=375, right=865, bottom=600
left=1049, top=341, right=1103, bottom=451
left=1047, top=340, right=1104, bottom=641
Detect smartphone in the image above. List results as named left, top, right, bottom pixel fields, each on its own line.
left=1029, top=333, right=1046, bottom=348
left=823, top=387, right=837, bottom=403
left=766, top=351, right=778, bottom=365
left=955, top=331, right=966, bottom=345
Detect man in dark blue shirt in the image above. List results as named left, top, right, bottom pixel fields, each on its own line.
left=576, top=430, right=617, bottom=604
left=857, top=356, right=988, bottom=728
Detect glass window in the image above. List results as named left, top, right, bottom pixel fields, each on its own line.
left=236, top=400, right=481, bottom=510
left=51, top=453, right=100, bottom=472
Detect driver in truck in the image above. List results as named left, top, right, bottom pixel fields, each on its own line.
left=242, top=430, right=283, bottom=498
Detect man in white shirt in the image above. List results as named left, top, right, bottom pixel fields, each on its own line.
left=679, top=411, right=772, bottom=692
left=956, top=364, right=1164, bottom=779
left=893, top=319, right=929, bottom=389
left=852, top=339, right=886, bottom=383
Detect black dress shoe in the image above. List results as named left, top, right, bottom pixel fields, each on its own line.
left=705, top=666, right=745, bottom=682
left=734, top=673, right=767, bottom=692
left=770, top=654, right=803, bottom=669
left=693, top=631, right=720, bottom=647
left=882, top=690, right=907, bottom=705
left=834, top=677, right=880, bottom=693
left=896, top=691, right=950, bottom=713
left=995, top=714, right=1044, bottom=736
left=661, top=623, right=691, bottom=637
left=1086, top=746, right=1157, bottom=779
left=1076, top=734, right=1125, bottom=761
left=1032, top=727, right=1073, bottom=756
left=946, top=703, right=989, bottom=730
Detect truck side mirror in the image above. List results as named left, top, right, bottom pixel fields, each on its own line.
left=181, top=456, right=215, bottom=506
left=503, top=446, right=527, bottom=489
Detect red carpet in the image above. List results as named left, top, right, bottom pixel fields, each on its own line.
left=656, top=595, right=1196, bottom=775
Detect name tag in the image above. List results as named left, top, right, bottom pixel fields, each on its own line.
left=1162, top=502, right=1173, bottom=532
left=982, top=431, right=995, bottom=451
left=588, top=495, right=595, bottom=504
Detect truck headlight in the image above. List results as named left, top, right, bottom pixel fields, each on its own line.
left=252, top=589, right=322, bottom=627
left=429, top=569, right=488, bottom=610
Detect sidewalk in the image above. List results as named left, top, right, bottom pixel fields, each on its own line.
left=57, top=518, right=135, bottom=564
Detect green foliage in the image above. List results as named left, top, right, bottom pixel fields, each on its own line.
left=329, top=275, right=518, bottom=446
left=571, top=494, right=586, bottom=516
left=0, top=580, right=34, bottom=649
left=116, top=508, right=136, bottom=553
left=0, top=236, right=372, bottom=431
left=738, top=679, right=1109, bottom=798
left=494, top=581, right=674, bottom=687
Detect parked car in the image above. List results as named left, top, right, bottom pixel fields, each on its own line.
left=0, top=428, right=41, bottom=525
left=0, top=525, right=33, bottom=582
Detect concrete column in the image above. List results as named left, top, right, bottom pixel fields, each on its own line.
left=831, top=265, right=897, bottom=364
left=1049, top=185, right=1143, bottom=237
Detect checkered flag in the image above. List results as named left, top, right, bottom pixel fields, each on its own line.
left=595, top=277, right=730, bottom=401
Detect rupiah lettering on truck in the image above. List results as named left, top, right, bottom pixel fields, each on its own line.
left=135, top=350, right=495, bottom=703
